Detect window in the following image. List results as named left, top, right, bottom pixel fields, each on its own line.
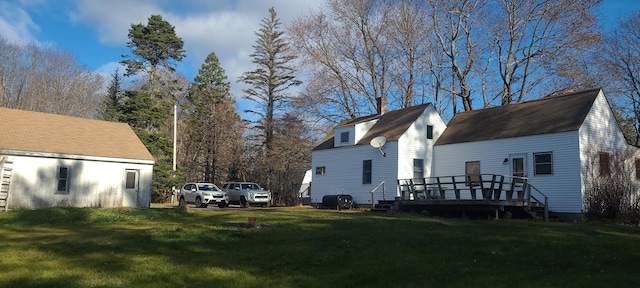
left=57, top=167, right=70, bottom=193
left=427, top=125, right=433, bottom=139
left=362, top=160, right=372, bottom=184
left=636, top=159, right=640, bottom=180
left=413, top=159, right=424, bottom=180
left=465, top=161, right=480, bottom=186
left=534, top=152, right=553, bottom=175
left=340, top=132, right=349, bottom=143
left=599, top=152, right=610, bottom=177
left=315, top=166, right=326, bottom=175
left=125, top=171, right=137, bottom=189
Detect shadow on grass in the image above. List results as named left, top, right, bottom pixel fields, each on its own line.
left=0, top=207, right=639, bottom=287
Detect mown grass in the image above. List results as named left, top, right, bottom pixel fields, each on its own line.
left=0, top=206, right=638, bottom=288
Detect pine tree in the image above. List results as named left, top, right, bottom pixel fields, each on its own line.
left=238, top=7, right=302, bottom=190
left=100, top=69, right=123, bottom=121
left=119, top=14, right=186, bottom=202
left=184, top=52, right=243, bottom=183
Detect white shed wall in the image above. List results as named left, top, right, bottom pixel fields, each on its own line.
left=7, top=155, right=152, bottom=209
left=311, top=142, right=398, bottom=205
left=434, top=131, right=582, bottom=213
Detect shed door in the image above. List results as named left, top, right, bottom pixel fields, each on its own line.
left=123, top=170, right=139, bottom=207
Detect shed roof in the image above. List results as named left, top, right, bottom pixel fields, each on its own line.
left=0, top=107, right=154, bottom=161
left=313, top=103, right=431, bottom=151
left=434, top=88, right=601, bottom=145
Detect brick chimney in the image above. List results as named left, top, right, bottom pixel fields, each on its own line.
left=376, top=96, right=387, bottom=116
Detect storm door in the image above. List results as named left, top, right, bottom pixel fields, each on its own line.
left=509, top=154, right=527, bottom=185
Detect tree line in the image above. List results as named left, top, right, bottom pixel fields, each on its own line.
left=2, top=1, right=640, bottom=204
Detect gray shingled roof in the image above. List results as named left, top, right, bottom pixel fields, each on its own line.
left=434, top=88, right=601, bottom=145
left=0, top=107, right=155, bottom=161
left=313, top=103, right=431, bottom=151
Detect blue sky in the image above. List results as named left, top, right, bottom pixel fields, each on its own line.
left=0, top=0, right=638, bottom=102
left=0, top=0, right=324, bottom=100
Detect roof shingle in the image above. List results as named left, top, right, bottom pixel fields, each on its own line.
left=313, top=103, right=431, bottom=150
left=434, top=88, right=601, bottom=145
left=0, top=107, right=154, bottom=161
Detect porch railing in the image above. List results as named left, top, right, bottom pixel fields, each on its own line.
left=397, top=174, right=548, bottom=220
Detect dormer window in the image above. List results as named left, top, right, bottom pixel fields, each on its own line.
left=340, top=132, right=349, bottom=143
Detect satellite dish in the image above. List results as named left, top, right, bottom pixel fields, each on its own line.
left=369, top=136, right=386, bottom=157
left=369, top=136, right=386, bottom=148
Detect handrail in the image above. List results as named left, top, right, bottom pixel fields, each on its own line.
left=371, top=181, right=386, bottom=206
left=525, top=183, right=549, bottom=221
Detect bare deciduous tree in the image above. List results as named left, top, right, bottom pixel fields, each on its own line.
left=599, top=11, right=640, bottom=146
left=290, top=0, right=394, bottom=121
left=0, top=38, right=103, bottom=117
left=489, top=0, right=601, bottom=104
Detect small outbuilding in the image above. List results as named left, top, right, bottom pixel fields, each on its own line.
left=0, top=108, right=154, bottom=209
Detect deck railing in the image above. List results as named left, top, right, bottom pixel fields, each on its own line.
left=397, top=174, right=548, bottom=220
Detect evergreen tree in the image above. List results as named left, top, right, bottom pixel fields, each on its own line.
left=120, top=15, right=186, bottom=77
left=100, top=69, right=123, bottom=121
left=183, top=52, right=243, bottom=184
left=238, top=7, right=302, bottom=190
left=119, top=14, right=186, bottom=202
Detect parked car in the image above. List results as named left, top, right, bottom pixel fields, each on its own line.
left=178, top=182, right=228, bottom=208
left=221, top=181, right=271, bottom=208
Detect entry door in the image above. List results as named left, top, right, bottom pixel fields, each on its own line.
left=123, top=170, right=139, bottom=207
left=509, top=154, right=527, bottom=184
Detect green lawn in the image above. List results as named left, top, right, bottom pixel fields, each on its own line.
left=0, top=206, right=638, bottom=288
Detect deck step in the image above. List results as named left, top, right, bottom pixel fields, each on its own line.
left=371, top=203, right=393, bottom=213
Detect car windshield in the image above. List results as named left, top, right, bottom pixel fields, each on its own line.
left=198, top=184, right=219, bottom=191
left=241, top=183, right=260, bottom=190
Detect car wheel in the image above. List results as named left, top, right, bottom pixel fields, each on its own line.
left=239, top=196, right=247, bottom=208
left=178, top=197, right=186, bottom=207
left=262, top=202, right=270, bottom=208
left=195, top=197, right=202, bottom=208
left=218, top=201, right=226, bottom=208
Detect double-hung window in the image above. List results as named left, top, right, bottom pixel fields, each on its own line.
left=533, top=152, right=553, bottom=175
left=57, top=166, right=70, bottom=194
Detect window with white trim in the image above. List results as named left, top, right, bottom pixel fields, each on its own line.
left=340, top=132, right=349, bottom=143
left=316, top=166, right=326, bottom=175
left=533, top=152, right=553, bottom=175
left=57, top=166, right=70, bottom=194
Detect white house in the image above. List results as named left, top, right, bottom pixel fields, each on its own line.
left=433, top=88, right=639, bottom=221
left=0, top=107, right=155, bottom=209
left=311, top=89, right=640, bottom=221
left=311, top=103, right=447, bottom=206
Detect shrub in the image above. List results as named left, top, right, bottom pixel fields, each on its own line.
left=583, top=149, right=640, bottom=222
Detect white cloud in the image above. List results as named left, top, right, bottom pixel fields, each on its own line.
left=68, top=0, right=323, bottom=103
left=0, top=1, right=39, bottom=44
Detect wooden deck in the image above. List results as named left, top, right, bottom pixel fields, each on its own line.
left=391, top=174, right=549, bottom=220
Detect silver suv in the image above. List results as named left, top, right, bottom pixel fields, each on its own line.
left=178, top=182, right=228, bottom=208
left=221, top=182, right=271, bottom=208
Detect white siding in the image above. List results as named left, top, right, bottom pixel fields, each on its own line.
left=7, top=155, right=153, bottom=209
left=311, top=142, right=398, bottom=205
left=434, top=131, right=582, bottom=213
left=398, top=106, right=447, bottom=180
left=355, top=120, right=378, bottom=144
left=333, top=119, right=378, bottom=147
left=579, top=92, right=638, bottom=208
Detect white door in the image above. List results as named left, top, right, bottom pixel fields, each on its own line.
left=509, top=153, right=527, bottom=184
left=123, top=170, right=139, bottom=207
